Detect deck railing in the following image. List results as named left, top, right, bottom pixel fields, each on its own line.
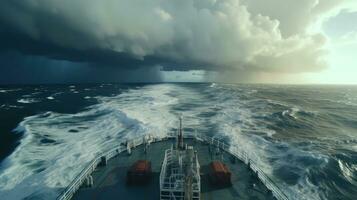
left=56, top=134, right=288, bottom=200
left=56, top=135, right=150, bottom=200
left=193, top=134, right=289, bottom=200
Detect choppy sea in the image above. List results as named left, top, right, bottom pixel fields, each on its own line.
left=0, top=83, right=356, bottom=200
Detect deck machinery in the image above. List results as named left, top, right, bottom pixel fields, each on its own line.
left=160, top=117, right=200, bottom=200
left=59, top=117, right=289, bottom=200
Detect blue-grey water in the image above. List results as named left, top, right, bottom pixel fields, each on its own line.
left=0, top=83, right=356, bottom=200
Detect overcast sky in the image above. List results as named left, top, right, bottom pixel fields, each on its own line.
left=0, top=0, right=356, bottom=84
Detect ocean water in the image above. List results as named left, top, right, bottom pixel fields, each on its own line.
left=0, top=83, right=356, bottom=200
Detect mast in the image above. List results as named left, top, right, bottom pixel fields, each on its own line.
left=178, top=116, right=184, bottom=150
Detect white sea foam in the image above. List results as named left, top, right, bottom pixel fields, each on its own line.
left=0, top=84, right=179, bottom=199
left=31, top=91, right=43, bottom=96
left=282, top=107, right=300, bottom=119
left=45, top=92, right=64, bottom=100
left=0, top=104, right=24, bottom=110
left=208, top=86, right=325, bottom=200
left=17, top=98, right=40, bottom=104
left=247, top=89, right=258, bottom=94
left=0, top=89, right=22, bottom=93
left=70, top=89, right=77, bottom=93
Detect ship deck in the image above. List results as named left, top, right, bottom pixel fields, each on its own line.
left=72, top=138, right=275, bottom=200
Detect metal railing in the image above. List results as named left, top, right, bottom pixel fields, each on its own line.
left=56, top=134, right=288, bottom=200
left=194, top=134, right=289, bottom=200
left=56, top=135, right=151, bottom=200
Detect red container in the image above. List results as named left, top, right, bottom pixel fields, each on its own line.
left=126, top=160, right=152, bottom=185
left=209, top=161, right=232, bottom=186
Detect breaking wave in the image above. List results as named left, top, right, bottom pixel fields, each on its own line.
left=0, top=84, right=178, bottom=199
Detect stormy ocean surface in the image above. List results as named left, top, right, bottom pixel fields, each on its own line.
left=0, top=83, right=356, bottom=200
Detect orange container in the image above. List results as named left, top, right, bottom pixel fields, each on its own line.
left=126, top=160, right=152, bottom=185
left=209, top=161, right=232, bottom=186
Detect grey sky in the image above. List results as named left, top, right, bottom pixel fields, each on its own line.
left=0, top=0, right=356, bottom=84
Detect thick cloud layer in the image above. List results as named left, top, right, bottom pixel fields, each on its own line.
left=0, top=0, right=353, bottom=77
left=0, top=52, right=162, bottom=84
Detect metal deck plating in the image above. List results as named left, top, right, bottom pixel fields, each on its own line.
left=57, top=134, right=288, bottom=200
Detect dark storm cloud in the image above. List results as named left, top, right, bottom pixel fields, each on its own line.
left=0, top=29, right=178, bottom=69
left=0, top=51, right=162, bottom=84
left=0, top=0, right=354, bottom=83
